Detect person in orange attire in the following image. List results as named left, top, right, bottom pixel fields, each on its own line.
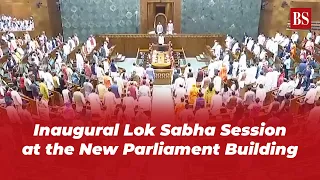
left=219, top=64, right=228, bottom=83
left=103, top=72, right=112, bottom=88
left=290, top=43, right=296, bottom=59
left=189, top=84, right=199, bottom=105
left=174, top=97, right=186, bottom=123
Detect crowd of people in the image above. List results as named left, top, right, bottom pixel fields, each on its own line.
left=171, top=31, right=320, bottom=127
left=0, top=15, right=34, bottom=32
left=0, top=29, right=320, bottom=128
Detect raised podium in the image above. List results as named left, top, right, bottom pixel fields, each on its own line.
left=150, top=43, right=172, bottom=69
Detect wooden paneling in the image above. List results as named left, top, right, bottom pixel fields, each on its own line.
left=140, top=0, right=181, bottom=34
left=259, top=0, right=320, bottom=37
left=96, top=34, right=224, bottom=57
left=0, top=0, right=62, bottom=37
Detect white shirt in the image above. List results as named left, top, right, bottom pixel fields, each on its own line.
left=213, top=76, right=222, bottom=92
left=253, top=44, right=261, bottom=56
left=136, top=66, right=145, bottom=77
left=62, top=89, right=71, bottom=104
left=278, top=82, right=290, bottom=96
left=44, top=72, right=54, bottom=90
left=258, top=35, right=266, bottom=46
left=256, top=75, right=266, bottom=86
left=158, top=36, right=165, bottom=44
left=63, top=44, right=70, bottom=56
left=76, top=53, right=84, bottom=72
left=11, top=90, right=22, bottom=106
left=305, top=88, right=317, bottom=104
left=232, top=42, right=240, bottom=54
left=96, top=67, right=105, bottom=79
left=167, top=23, right=174, bottom=34
left=156, top=24, right=163, bottom=34
left=174, top=77, right=185, bottom=90
left=138, top=96, right=152, bottom=111
left=307, top=32, right=312, bottom=40
left=186, top=78, right=196, bottom=93
left=315, top=36, right=320, bottom=44
left=247, top=39, right=254, bottom=51
left=139, top=85, right=150, bottom=97
left=256, top=88, right=266, bottom=103
left=175, top=87, right=186, bottom=103
left=239, top=53, right=247, bottom=71
left=291, top=33, right=299, bottom=43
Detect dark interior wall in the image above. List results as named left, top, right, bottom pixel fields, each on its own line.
left=181, top=0, right=262, bottom=40
left=60, top=0, right=140, bottom=41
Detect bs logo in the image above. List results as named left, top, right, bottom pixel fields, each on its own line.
left=290, top=8, right=311, bottom=30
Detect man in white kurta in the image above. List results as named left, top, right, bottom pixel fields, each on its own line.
left=258, top=34, right=266, bottom=46
left=213, top=75, right=222, bottom=92
left=174, top=85, right=186, bottom=104
left=158, top=34, right=165, bottom=45
left=156, top=22, right=163, bottom=34
left=167, top=20, right=174, bottom=35
left=76, top=52, right=84, bottom=72
left=246, top=38, right=254, bottom=51
left=44, top=70, right=54, bottom=90
left=239, top=52, right=247, bottom=72
left=291, top=32, right=299, bottom=43
left=212, top=41, right=222, bottom=59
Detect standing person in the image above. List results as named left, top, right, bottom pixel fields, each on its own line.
left=146, top=64, right=155, bottom=82
left=109, top=59, right=118, bottom=78
left=24, top=74, right=32, bottom=98
left=39, top=78, right=49, bottom=101
left=38, top=94, right=50, bottom=121
left=196, top=68, right=204, bottom=87
left=62, top=86, right=72, bottom=104
left=83, top=79, right=93, bottom=98
left=204, top=82, right=215, bottom=107
left=167, top=20, right=174, bottom=35
left=103, top=88, right=117, bottom=119
left=156, top=22, right=163, bottom=34
left=123, top=92, right=136, bottom=123
left=87, top=90, right=102, bottom=117
left=73, top=87, right=86, bottom=113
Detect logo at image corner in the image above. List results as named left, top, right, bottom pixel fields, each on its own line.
left=290, top=8, right=312, bottom=30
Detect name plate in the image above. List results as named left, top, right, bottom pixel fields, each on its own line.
left=155, top=72, right=171, bottom=79
left=154, top=69, right=172, bottom=85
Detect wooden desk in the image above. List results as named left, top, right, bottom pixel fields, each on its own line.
left=154, top=69, right=173, bottom=85
left=96, top=34, right=224, bottom=57
left=151, top=51, right=171, bottom=69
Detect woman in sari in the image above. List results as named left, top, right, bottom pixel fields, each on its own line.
left=188, top=84, right=199, bottom=105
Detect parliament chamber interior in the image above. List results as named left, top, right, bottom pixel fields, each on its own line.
left=0, top=0, right=320, bottom=129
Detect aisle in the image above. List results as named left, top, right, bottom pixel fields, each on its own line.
left=151, top=85, right=175, bottom=123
